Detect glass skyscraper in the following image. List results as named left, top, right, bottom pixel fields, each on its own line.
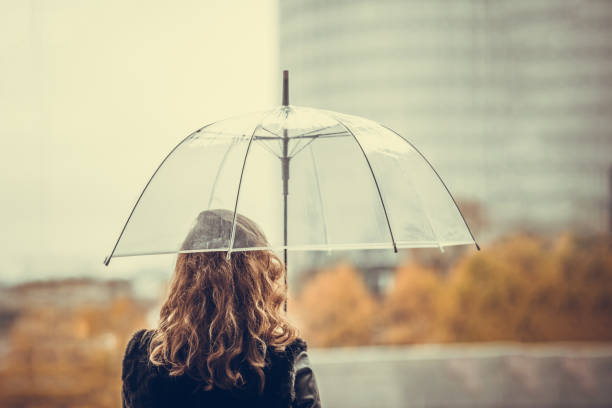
left=279, top=0, right=612, bottom=241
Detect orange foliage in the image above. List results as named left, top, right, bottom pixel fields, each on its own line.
left=0, top=232, right=609, bottom=407
left=295, top=262, right=378, bottom=347
left=438, top=234, right=554, bottom=341
left=439, top=233, right=612, bottom=342
left=0, top=295, right=147, bottom=408
left=531, top=233, right=612, bottom=340
left=382, top=264, right=442, bottom=344
left=295, top=233, right=612, bottom=346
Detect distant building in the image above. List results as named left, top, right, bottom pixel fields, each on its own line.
left=279, top=0, right=612, bottom=240
left=1, top=278, right=132, bottom=309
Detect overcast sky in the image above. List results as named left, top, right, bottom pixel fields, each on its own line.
left=0, top=0, right=279, bottom=282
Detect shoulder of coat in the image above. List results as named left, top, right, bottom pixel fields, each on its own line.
left=287, top=337, right=308, bottom=355
left=268, top=336, right=308, bottom=362
left=123, top=328, right=156, bottom=362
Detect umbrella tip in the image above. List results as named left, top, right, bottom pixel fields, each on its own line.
left=282, top=70, right=289, bottom=106
left=475, top=242, right=481, bottom=251
left=103, top=255, right=111, bottom=266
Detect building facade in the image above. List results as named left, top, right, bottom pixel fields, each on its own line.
left=279, top=0, right=612, bottom=240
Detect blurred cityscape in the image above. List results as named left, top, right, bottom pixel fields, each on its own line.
left=280, top=0, right=612, bottom=302
left=280, top=0, right=612, bottom=239
left=1, top=0, right=611, bottom=407
left=1, top=233, right=611, bottom=406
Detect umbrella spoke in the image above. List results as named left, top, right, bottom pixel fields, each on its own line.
left=104, top=99, right=479, bottom=265
left=322, top=113, right=398, bottom=253
left=291, top=131, right=349, bottom=140
left=257, top=138, right=281, bottom=159
left=291, top=124, right=338, bottom=138
left=227, top=110, right=278, bottom=259
left=288, top=138, right=306, bottom=157
left=289, top=135, right=316, bottom=158
left=379, top=124, right=481, bottom=251
left=227, top=128, right=258, bottom=259
left=260, top=126, right=282, bottom=138
left=103, top=122, right=218, bottom=266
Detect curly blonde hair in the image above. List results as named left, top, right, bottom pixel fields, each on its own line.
left=148, top=211, right=298, bottom=393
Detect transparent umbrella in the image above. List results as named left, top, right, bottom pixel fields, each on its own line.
left=103, top=71, right=479, bottom=268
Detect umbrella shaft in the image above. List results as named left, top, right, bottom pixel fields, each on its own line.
left=282, top=131, right=290, bottom=240
left=282, top=158, right=290, bottom=195
left=283, top=191, right=288, bottom=313
left=282, top=131, right=289, bottom=312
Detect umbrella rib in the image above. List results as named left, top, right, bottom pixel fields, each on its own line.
left=379, top=124, right=481, bottom=251
left=288, top=138, right=304, bottom=157
left=289, top=135, right=319, bottom=158
left=226, top=119, right=267, bottom=260
left=258, top=139, right=281, bottom=159
left=289, top=132, right=352, bottom=158
left=289, top=134, right=318, bottom=156
left=398, top=154, right=445, bottom=252
left=292, top=124, right=339, bottom=138
left=103, top=122, right=218, bottom=266
left=261, top=126, right=282, bottom=138
left=324, top=114, right=398, bottom=253
left=293, top=131, right=349, bottom=140
left=254, top=131, right=349, bottom=141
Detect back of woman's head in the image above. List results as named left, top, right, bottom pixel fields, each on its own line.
left=148, top=209, right=298, bottom=393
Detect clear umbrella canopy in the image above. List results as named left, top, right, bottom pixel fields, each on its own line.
left=104, top=105, right=478, bottom=265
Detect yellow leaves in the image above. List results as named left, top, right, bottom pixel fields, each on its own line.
left=295, top=262, right=378, bottom=347
left=0, top=233, right=609, bottom=406
left=0, top=289, right=148, bottom=408
left=382, top=264, right=441, bottom=344
left=440, top=236, right=545, bottom=342
left=294, top=233, right=612, bottom=346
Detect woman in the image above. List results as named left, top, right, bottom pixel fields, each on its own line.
left=121, top=209, right=321, bottom=408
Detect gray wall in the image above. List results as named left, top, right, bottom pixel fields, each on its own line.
left=309, top=343, right=612, bottom=407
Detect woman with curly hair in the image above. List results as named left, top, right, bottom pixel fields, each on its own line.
left=121, top=209, right=321, bottom=408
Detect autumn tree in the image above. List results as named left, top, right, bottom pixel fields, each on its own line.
left=439, top=233, right=612, bottom=342
left=382, top=263, right=442, bottom=344
left=0, top=287, right=147, bottom=408
left=528, top=233, right=612, bottom=341
left=295, top=262, right=378, bottom=347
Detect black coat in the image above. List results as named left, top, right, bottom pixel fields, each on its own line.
left=121, top=329, right=321, bottom=408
